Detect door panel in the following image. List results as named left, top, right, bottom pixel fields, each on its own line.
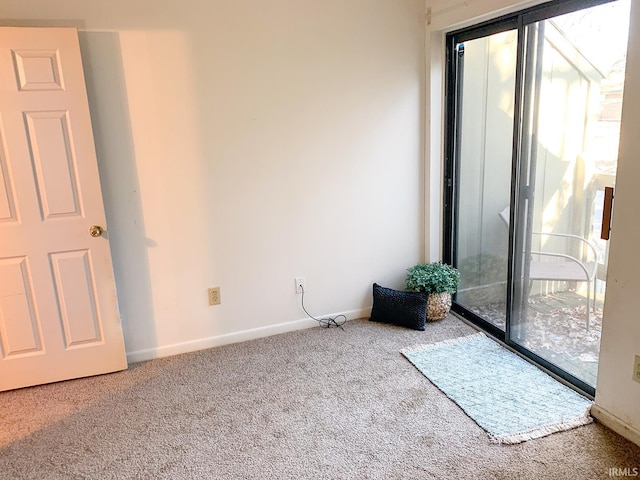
left=511, top=2, right=629, bottom=388
left=452, top=30, right=517, bottom=331
left=50, top=249, right=102, bottom=348
left=0, top=256, right=42, bottom=357
left=12, top=49, right=65, bottom=92
left=0, top=27, right=127, bottom=391
left=0, top=131, right=17, bottom=222
left=25, top=111, right=82, bottom=218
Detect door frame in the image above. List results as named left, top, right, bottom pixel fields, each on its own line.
left=442, top=0, right=620, bottom=397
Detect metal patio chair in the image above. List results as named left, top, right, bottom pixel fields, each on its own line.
left=499, top=207, right=599, bottom=331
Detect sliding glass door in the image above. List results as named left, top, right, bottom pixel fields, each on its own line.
left=445, top=0, right=630, bottom=395
left=449, top=28, right=517, bottom=333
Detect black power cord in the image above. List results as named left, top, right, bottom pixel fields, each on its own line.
left=300, top=285, right=346, bottom=329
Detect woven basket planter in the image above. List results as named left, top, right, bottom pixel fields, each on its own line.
left=427, top=292, right=452, bottom=322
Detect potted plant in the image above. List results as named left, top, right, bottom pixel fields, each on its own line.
left=406, top=262, right=460, bottom=321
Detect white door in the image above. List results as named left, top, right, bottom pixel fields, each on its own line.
left=0, top=27, right=127, bottom=391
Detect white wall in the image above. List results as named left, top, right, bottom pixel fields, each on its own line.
left=426, top=0, right=640, bottom=443
left=0, top=0, right=425, bottom=359
left=595, top=0, right=640, bottom=442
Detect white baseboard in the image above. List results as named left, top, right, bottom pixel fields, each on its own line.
left=591, top=404, right=640, bottom=447
left=126, top=307, right=371, bottom=364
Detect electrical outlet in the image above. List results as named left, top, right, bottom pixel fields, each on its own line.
left=634, top=355, right=640, bottom=384
left=295, top=277, right=305, bottom=294
left=208, top=287, right=221, bottom=306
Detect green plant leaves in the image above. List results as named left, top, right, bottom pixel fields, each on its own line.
left=406, top=262, right=460, bottom=294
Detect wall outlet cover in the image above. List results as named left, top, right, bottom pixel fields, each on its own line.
left=208, top=287, right=221, bottom=306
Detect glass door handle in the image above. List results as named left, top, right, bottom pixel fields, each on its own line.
left=601, top=186, right=614, bottom=241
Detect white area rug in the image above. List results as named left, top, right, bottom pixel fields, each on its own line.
left=401, top=332, right=593, bottom=444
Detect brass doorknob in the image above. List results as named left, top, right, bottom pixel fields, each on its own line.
left=89, top=225, right=104, bottom=237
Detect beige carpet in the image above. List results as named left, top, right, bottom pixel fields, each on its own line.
left=1, top=316, right=638, bottom=479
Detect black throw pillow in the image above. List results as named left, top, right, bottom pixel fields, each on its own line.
left=369, top=283, right=428, bottom=331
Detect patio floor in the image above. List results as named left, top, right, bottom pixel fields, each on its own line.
left=465, top=290, right=603, bottom=387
